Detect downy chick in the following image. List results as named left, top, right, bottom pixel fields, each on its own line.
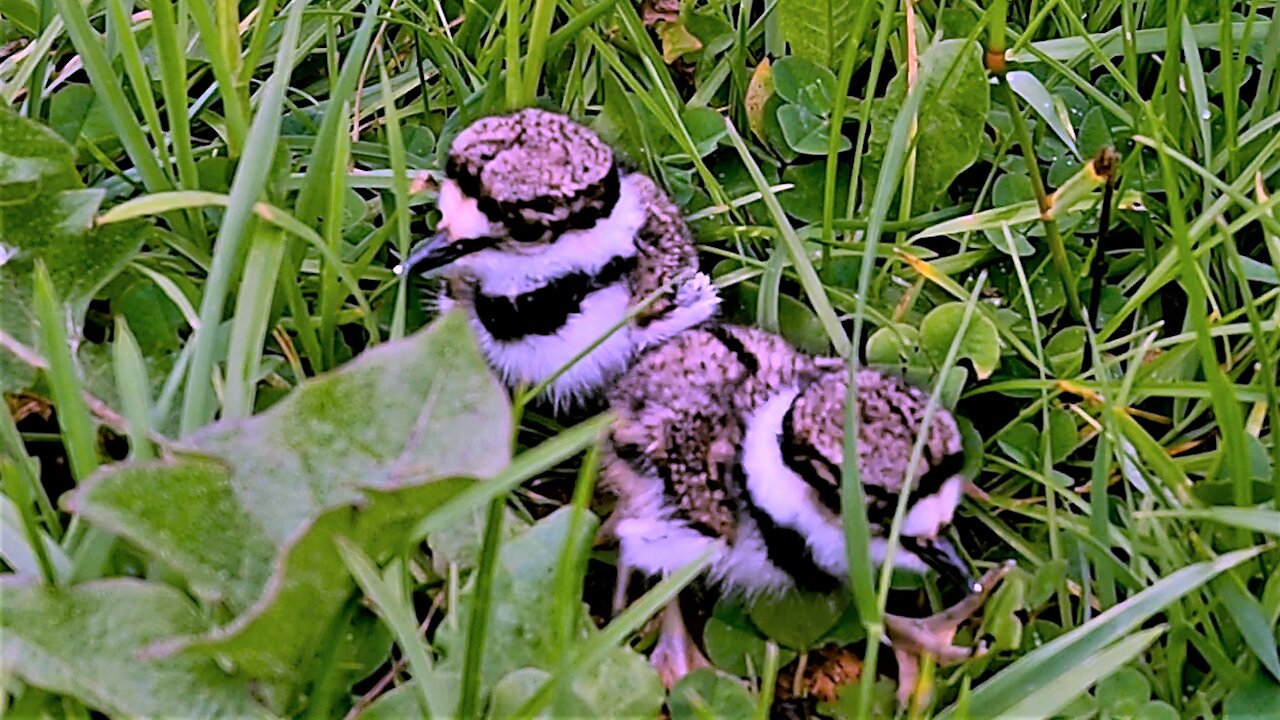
left=603, top=324, right=1009, bottom=701
left=395, top=108, right=719, bottom=411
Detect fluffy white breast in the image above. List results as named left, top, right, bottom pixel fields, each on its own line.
left=613, top=468, right=794, bottom=597
left=449, top=175, right=649, bottom=297
left=740, top=389, right=849, bottom=579
left=464, top=283, right=637, bottom=409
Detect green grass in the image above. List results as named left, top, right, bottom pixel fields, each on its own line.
left=2, top=0, right=1279, bottom=718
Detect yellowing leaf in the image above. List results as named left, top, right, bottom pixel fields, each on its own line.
left=657, top=20, right=702, bottom=64
left=746, top=58, right=774, bottom=142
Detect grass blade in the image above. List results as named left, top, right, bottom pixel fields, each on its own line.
left=49, top=0, right=171, bottom=194
left=31, top=262, right=97, bottom=483
left=999, top=627, right=1166, bottom=720
left=222, top=227, right=286, bottom=419
left=939, top=544, right=1268, bottom=719
left=110, top=317, right=155, bottom=460
left=722, top=118, right=850, bottom=357
left=180, top=0, right=308, bottom=435
left=410, top=414, right=612, bottom=543
left=336, top=538, right=436, bottom=719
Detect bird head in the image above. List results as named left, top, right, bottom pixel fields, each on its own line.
left=783, top=370, right=979, bottom=592
left=395, top=108, right=621, bottom=277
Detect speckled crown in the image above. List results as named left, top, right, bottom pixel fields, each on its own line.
left=782, top=369, right=964, bottom=492
left=445, top=108, right=621, bottom=243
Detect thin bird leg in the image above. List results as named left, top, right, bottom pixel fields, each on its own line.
left=650, top=599, right=712, bottom=689
left=884, top=560, right=1016, bottom=707
left=612, top=560, right=633, bottom=616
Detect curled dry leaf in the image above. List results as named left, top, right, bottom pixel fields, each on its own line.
left=776, top=644, right=864, bottom=703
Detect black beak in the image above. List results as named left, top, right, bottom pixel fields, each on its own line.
left=393, top=231, right=491, bottom=276
left=910, top=537, right=978, bottom=593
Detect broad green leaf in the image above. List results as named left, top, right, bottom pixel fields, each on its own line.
left=488, top=668, right=562, bottom=717
left=47, top=84, right=115, bottom=148
left=668, top=668, right=755, bottom=720
left=0, top=104, right=148, bottom=392
left=1048, top=407, right=1078, bottom=463
left=485, top=648, right=663, bottom=719
left=748, top=589, right=848, bottom=650
left=358, top=682, right=428, bottom=720
left=938, top=545, right=1267, bottom=720
left=772, top=57, right=839, bottom=115
left=778, top=161, right=852, bottom=223
left=778, top=0, right=855, bottom=68
left=730, top=281, right=831, bottom=355
left=864, top=40, right=989, bottom=212
left=1077, top=107, right=1114, bottom=161
left=777, top=104, right=851, bottom=155
left=866, top=324, right=918, bottom=366
left=1224, top=672, right=1280, bottom=719
left=1135, top=702, right=1180, bottom=720
left=703, top=598, right=796, bottom=677
left=1046, top=327, right=1087, bottom=376
left=920, top=301, right=1001, bottom=379
left=0, top=578, right=271, bottom=718
left=1095, top=667, right=1152, bottom=715
left=66, top=312, right=511, bottom=689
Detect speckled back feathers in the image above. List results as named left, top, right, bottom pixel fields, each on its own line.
left=605, top=324, right=836, bottom=535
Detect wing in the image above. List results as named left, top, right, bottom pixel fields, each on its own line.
left=625, top=174, right=720, bottom=344
left=604, top=327, right=755, bottom=538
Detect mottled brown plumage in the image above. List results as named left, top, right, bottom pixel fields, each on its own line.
left=789, top=369, right=962, bottom=484
left=604, top=324, right=836, bottom=537
left=627, top=173, right=701, bottom=325
left=601, top=323, right=1008, bottom=697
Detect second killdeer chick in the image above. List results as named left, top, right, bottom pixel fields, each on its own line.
left=395, top=108, right=719, bottom=411
left=602, top=324, right=1010, bottom=702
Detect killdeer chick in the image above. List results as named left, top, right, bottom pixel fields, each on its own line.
left=394, top=108, right=719, bottom=410
left=603, top=324, right=1010, bottom=702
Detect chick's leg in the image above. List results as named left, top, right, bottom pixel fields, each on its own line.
left=650, top=600, right=712, bottom=689
left=884, top=561, right=1016, bottom=707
